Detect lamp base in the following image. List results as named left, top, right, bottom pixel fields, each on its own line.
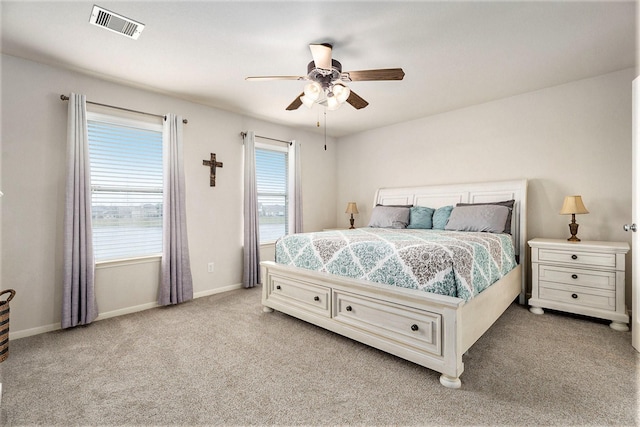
left=567, top=217, right=580, bottom=242
left=349, top=214, right=355, bottom=229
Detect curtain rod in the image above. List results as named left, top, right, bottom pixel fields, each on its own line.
left=240, top=131, right=292, bottom=146
left=60, top=95, right=188, bottom=124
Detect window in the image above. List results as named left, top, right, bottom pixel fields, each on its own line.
left=255, top=143, right=290, bottom=244
left=87, top=113, right=163, bottom=261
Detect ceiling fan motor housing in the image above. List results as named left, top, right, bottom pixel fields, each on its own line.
left=307, top=60, right=343, bottom=88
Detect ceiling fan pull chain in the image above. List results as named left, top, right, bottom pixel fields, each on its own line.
left=324, top=109, right=327, bottom=151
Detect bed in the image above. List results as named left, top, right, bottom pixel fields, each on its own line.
left=261, top=179, right=527, bottom=388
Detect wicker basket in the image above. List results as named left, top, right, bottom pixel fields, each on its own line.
left=0, top=289, right=16, bottom=363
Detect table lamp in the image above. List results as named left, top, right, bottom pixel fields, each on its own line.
left=345, top=202, right=359, bottom=229
left=560, top=195, right=589, bottom=242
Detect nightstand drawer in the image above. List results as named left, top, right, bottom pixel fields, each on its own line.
left=537, top=248, right=615, bottom=268
left=539, top=282, right=615, bottom=311
left=537, top=264, right=615, bottom=291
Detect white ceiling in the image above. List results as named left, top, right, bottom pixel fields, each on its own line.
left=1, top=1, right=636, bottom=137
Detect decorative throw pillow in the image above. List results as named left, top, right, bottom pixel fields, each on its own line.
left=444, top=205, right=510, bottom=233
left=432, top=205, right=454, bottom=230
left=368, top=206, right=410, bottom=228
left=456, top=200, right=515, bottom=233
left=407, top=206, right=435, bottom=229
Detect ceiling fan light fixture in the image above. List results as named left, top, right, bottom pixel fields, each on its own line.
left=300, top=95, right=315, bottom=108
left=332, top=84, right=351, bottom=103
left=303, top=82, right=322, bottom=101
left=326, top=96, right=342, bottom=111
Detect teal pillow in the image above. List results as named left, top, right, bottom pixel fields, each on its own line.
left=432, top=205, right=454, bottom=230
left=407, top=206, right=435, bottom=229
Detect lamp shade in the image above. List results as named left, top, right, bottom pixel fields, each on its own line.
left=345, top=202, right=359, bottom=214
left=560, top=195, right=589, bottom=215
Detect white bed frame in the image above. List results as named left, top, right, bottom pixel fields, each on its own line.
left=261, top=179, right=527, bottom=388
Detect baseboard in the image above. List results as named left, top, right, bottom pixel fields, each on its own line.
left=96, top=301, right=158, bottom=321
left=10, top=323, right=61, bottom=340
left=10, top=283, right=244, bottom=340
left=194, top=283, right=243, bottom=298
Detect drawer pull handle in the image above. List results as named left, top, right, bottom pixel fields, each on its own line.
left=571, top=255, right=578, bottom=260
left=571, top=274, right=578, bottom=279
left=313, top=296, right=320, bottom=301
left=276, top=285, right=281, bottom=290
left=572, top=293, right=578, bottom=299
left=346, top=305, right=353, bottom=312
left=411, top=324, right=419, bottom=331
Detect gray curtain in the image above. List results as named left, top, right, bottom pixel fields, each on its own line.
left=62, top=93, right=98, bottom=329
left=292, top=140, right=303, bottom=233
left=243, top=131, right=260, bottom=288
left=158, top=114, right=193, bottom=305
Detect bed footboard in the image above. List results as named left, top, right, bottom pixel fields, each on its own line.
left=261, top=261, right=519, bottom=388
left=261, top=261, right=464, bottom=387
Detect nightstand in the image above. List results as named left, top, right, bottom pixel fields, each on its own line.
left=528, top=238, right=630, bottom=331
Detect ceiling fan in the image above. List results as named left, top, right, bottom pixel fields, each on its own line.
left=246, top=43, right=405, bottom=111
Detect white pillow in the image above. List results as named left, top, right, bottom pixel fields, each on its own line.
left=444, top=205, right=510, bottom=233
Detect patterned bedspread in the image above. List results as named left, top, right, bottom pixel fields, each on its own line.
left=275, top=228, right=517, bottom=301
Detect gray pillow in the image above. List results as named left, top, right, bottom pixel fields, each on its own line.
left=456, top=200, right=514, bottom=233
left=368, top=206, right=410, bottom=228
left=444, top=205, right=510, bottom=233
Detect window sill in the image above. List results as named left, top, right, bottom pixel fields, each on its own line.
left=96, top=255, right=161, bottom=269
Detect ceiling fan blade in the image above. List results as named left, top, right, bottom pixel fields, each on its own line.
left=342, top=68, right=405, bottom=82
left=346, top=90, right=369, bottom=109
left=286, top=93, right=305, bottom=111
left=309, top=43, right=332, bottom=71
left=246, top=76, right=306, bottom=81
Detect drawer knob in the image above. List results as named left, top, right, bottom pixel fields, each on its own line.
left=571, top=274, right=578, bottom=279
left=572, top=293, right=578, bottom=299
left=313, top=296, right=320, bottom=301
left=571, top=254, right=578, bottom=260
left=411, top=324, right=419, bottom=331
left=346, top=305, right=352, bottom=312
left=276, top=285, right=281, bottom=290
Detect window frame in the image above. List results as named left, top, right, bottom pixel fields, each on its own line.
left=86, top=111, right=164, bottom=263
left=255, top=140, right=294, bottom=245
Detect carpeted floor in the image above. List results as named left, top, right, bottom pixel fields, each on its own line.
left=0, top=286, right=637, bottom=426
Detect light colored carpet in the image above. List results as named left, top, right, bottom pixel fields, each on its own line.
left=0, top=286, right=637, bottom=426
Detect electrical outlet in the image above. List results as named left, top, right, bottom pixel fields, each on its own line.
left=207, top=262, right=214, bottom=273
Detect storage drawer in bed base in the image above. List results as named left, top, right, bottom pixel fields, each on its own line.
left=333, top=290, right=442, bottom=357
left=265, top=274, right=331, bottom=318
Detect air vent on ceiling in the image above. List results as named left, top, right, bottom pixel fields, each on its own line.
left=89, top=5, right=144, bottom=40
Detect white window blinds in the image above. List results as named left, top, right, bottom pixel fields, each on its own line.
left=255, top=146, right=289, bottom=244
left=87, top=113, right=163, bottom=261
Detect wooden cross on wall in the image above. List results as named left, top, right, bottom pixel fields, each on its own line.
left=202, top=153, right=223, bottom=187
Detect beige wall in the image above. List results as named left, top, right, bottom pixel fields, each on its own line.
left=3, top=53, right=635, bottom=337
left=336, top=68, right=635, bottom=303
left=1, top=54, right=337, bottom=337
